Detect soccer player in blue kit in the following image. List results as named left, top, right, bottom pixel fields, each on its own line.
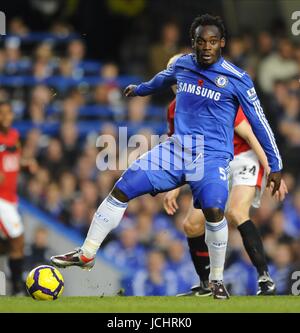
left=51, top=14, right=282, bottom=299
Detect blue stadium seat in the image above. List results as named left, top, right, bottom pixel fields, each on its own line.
left=0, top=74, right=142, bottom=91
left=78, top=105, right=115, bottom=118
left=2, top=32, right=80, bottom=44
left=14, top=120, right=167, bottom=138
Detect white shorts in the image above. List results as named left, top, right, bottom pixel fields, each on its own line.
left=0, top=198, right=23, bottom=239
left=229, top=149, right=266, bottom=208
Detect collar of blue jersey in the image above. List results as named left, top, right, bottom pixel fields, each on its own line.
left=191, top=53, right=224, bottom=70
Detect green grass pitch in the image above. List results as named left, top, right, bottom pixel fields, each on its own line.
left=0, top=296, right=299, bottom=313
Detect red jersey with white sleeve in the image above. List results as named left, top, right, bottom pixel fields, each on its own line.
left=0, top=128, right=21, bottom=203
left=167, top=100, right=251, bottom=154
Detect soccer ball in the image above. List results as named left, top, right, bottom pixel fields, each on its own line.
left=26, top=265, right=64, bottom=300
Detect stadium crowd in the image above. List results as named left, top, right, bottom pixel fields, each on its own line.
left=0, top=17, right=300, bottom=295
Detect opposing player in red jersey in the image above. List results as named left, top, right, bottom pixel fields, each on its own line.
left=0, top=102, right=37, bottom=295
left=164, top=98, right=287, bottom=297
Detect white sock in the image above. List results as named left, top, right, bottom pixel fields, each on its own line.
left=81, top=194, right=128, bottom=258
left=205, top=217, right=228, bottom=281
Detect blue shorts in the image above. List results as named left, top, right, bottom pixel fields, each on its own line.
left=115, top=139, right=229, bottom=211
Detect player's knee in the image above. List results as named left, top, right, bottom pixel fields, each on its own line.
left=111, top=186, right=129, bottom=203
left=203, top=207, right=224, bottom=222
left=183, top=218, right=204, bottom=237
left=226, top=207, right=248, bottom=226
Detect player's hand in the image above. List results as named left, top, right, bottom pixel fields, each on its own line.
left=267, top=171, right=282, bottom=196
left=163, top=188, right=180, bottom=215
left=124, top=85, right=137, bottom=97
left=274, top=179, right=288, bottom=202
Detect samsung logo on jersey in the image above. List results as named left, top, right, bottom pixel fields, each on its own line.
left=177, top=82, right=221, bottom=101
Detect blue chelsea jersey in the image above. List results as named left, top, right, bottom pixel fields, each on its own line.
left=134, top=53, right=282, bottom=172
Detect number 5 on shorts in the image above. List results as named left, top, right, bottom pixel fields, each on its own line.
left=219, top=167, right=227, bottom=180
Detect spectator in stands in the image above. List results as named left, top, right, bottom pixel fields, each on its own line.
left=68, top=196, right=89, bottom=233
left=96, top=171, right=117, bottom=202
left=75, top=154, right=97, bottom=183
left=149, top=22, right=180, bottom=76
left=23, top=177, right=43, bottom=206
left=153, top=229, right=173, bottom=253
left=67, top=39, right=86, bottom=78
left=59, top=58, right=75, bottom=78
left=103, top=222, right=146, bottom=271
left=21, top=128, right=43, bottom=162
left=60, top=121, right=80, bottom=167
left=61, top=97, right=79, bottom=122
left=34, top=43, right=57, bottom=72
left=4, top=37, right=29, bottom=75
left=98, top=62, right=124, bottom=118
left=44, top=182, right=63, bottom=219
left=166, top=239, right=198, bottom=292
left=34, top=167, right=50, bottom=192
left=135, top=211, right=154, bottom=248
left=39, top=138, right=65, bottom=180
left=257, top=31, right=274, bottom=58
left=269, top=242, right=293, bottom=294
left=79, top=180, right=99, bottom=209
left=27, top=85, right=53, bottom=123
left=93, top=84, right=112, bottom=106
left=227, top=36, right=247, bottom=69
left=50, top=20, right=74, bottom=37
left=127, top=96, right=149, bottom=123
left=8, top=17, right=30, bottom=36
left=68, top=88, right=86, bottom=108
left=59, top=171, right=77, bottom=207
left=100, top=62, right=119, bottom=80
left=67, top=39, right=86, bottom=63
left=282, top=188, right=300, bottom=238
left=32, top=60, right=52, bottom=81
left=140, top=195, right=161, bottom=217
left=24, top=227, right=51, bottom=270
left=258, top=38, right=299, bottom=94
left=126, top=249, right=179, bottom=296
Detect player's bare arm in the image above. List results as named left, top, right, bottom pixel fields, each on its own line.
left=234, top=120, right=269, bottom=171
